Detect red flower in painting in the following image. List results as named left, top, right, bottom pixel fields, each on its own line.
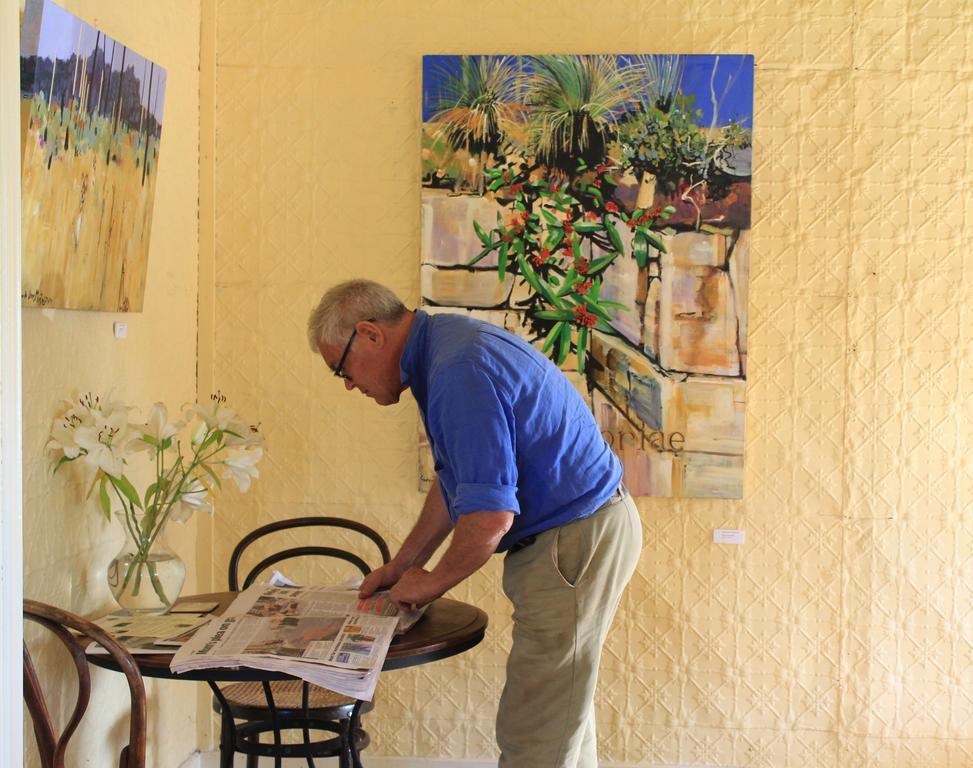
left=563, top=220, right=573, bottom=235
left=585, top=211, right=598, bottom=221
left=605, top=202, right=619, bottom=214
left=575, top=280, right=593, bottom=296
left=575, top=258, right=590, bottom=275
left=573, top=304, right=598, bottom=328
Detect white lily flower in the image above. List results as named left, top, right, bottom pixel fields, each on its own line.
left=48, top=417, right=85, bottom=459
left=224, top=418, right=263, bottom=446
left=132, top=402, right=184, bottom=453
left=189, top=401, right=239, bottom=432
left=223, top=446, right=262, bottom=492
left=73, top=425, right=127, bottom=477
left=174, top=477, right=212, bottom=521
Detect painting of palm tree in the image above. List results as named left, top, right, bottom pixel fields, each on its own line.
left=420, top=54, right=753, bottom=500
left=19, top=0, right=167, bottom=311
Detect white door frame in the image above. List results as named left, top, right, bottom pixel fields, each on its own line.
left=1, top=1, right=24, bottom=765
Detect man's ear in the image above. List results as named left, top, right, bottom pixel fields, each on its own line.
left=356, top=320, right=385, bottom=348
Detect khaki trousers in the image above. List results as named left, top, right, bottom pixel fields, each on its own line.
left=497, top=492, right=641, bottom=767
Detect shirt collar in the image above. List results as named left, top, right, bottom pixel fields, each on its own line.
left=399, top=309, right=429, bottom=388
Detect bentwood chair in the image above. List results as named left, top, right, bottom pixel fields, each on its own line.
left=212, top=516, right=391, bottom=768
left=23, top=598, right=147, bottom=768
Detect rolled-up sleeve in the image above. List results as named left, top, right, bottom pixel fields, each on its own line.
left=427, top=361, right=520, bottom=517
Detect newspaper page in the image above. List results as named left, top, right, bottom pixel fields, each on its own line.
left=87, top=612, right=211, bottom=655
left=170, top=584, right=405, bottom=699
left=228, top=583, right=426, bottom=633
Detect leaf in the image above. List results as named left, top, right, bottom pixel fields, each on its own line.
left=517, top=254, right=566, bottom=309
left=98, top=476, right=111, bottom=521
left=544, top=229, right=564, bottom=250
left=473, top=220, right=491, bottom=246
left=488, top=177, right=505, bottom=192
left=576, top=326, right=589, bottom=374
left=469, top=240, right=501, bottom=266
left=541, top=208, right=560, bottom=227
left=582, top=295, right=614, bottom=322
left=645, top=232, right=669, bottom=253
left=201, top=461, right=223, bottom=490
left=605, top=218, right=624, bottom=254
left=535, top=309, right=574, bottom=321
left=633, top=231, right=648, bottom=268
left=585, top=185, right=603, bottom=203
left=572, top=238, right=582, bottom=262
left=557, top=268, right=578, bottom=296
left=556, top=323, right=572, bottom=366
left=541, top=321, right=566, bottom=354
left=589, top=254, right=617, bottom=274
left=573, top=221, right=604, bottom=233
left=599, top=300, right=628, bottom=310
left=52, top=454, right=75, bottom=474
left=498, top=242, right=509, bottom=282
left=112, top=474, right=144, bottom=510
left=143, top=481, right=159, bottom=509
left=513, top=200, right=526, bottom=212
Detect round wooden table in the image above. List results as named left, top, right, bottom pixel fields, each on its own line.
left=87, top=592, right=489, bottom=767
left=87, top=591, right=489, bottom=680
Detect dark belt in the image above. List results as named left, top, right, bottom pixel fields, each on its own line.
left=507, top=484, right=627, bottom=555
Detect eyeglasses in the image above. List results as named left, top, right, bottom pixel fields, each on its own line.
left=332, top=319, right=375, bottom=380
left=332, top=327, right=358, bottom=380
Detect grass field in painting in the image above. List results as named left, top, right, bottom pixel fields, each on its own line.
left=21, top=94, right=160, bottom=311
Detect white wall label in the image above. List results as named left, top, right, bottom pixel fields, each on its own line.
left=713, top=529, right=745, bottom=545
left=113, top=322, right=128, bottom=339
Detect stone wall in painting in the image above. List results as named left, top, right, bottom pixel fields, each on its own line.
left=420, top=189, right=748, bottom=499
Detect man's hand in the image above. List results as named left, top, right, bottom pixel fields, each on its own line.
left=388, top=566, right=446, bottom=611
left=359, top=562, right=405, bottom=599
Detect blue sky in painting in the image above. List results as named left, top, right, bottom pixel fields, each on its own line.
left=422, top=54, right=753, bottom=129
left=21, top=0, right=167, bottom=121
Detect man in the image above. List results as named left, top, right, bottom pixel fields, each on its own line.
left=307, top=279, right=641, bottom=767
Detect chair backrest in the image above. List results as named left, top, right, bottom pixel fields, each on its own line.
left=23, top=599, right=147, bottom=768
left=228, top=516, right=392, bottom=590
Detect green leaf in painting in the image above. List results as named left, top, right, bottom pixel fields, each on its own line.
left=641, top=228, right=668, bottom=254
left=633, top=231, right=648, bottom=268
left=541, top=321, right=565, bottom=354
left=498, top=242, right=509, bottom=282
left=581, top=295, right=614, bottom=322
left=573, top=221, right=604, bottom=233
left=473, top=220, right=491, bottom=246
left=556, top=323, right=572, bottom=366
left=605, top=219, right=624, bottom=254
left=576, top=326, right=589, bottom=374
left=589, top=254, right=617, bottom=274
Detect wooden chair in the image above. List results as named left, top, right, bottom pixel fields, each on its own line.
left=212, top=516, right=391, bottom=768
left=23, top=598, right=147, bottom=768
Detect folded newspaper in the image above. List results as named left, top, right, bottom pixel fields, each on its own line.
left=170, top=584, right=424, bottom=700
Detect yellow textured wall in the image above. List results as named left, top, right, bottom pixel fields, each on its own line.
left=21, top=0, right=200, bottom=765
left=205, top=0, right=973, bottom=765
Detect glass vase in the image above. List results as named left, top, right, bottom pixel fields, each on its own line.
left=107, top=510, right=186, bottom=615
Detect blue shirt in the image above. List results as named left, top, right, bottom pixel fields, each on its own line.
left=400, top=310, right=623, bottom=552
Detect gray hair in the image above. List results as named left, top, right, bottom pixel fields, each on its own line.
left=307, top=279, right=408, bottom=351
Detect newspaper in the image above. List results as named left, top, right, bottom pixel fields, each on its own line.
left=170, top=584, right=417, bottom=700
left=87, top=612, right=212, bottom=655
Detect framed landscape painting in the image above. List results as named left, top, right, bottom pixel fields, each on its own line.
left=20, top=0, right=167, bottom=311
left=419, top=54, right=753, bottom=499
